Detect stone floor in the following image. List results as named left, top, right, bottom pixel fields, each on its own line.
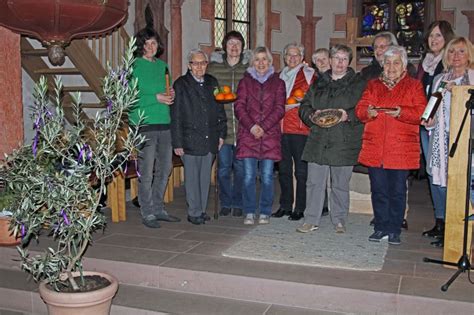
left=0, top=177, right=473, bottom=314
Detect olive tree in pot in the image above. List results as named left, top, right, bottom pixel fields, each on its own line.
left=0, top=38, right=144, bottom=315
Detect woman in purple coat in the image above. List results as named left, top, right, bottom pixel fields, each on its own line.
left=234, top=46, right=286, bottom=225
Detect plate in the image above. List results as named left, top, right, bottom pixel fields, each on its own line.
left=311, top=109, right=342, bottom=128
left=285, top=103, right=300, bottom=110
left=216, top=98, right=237, bottom=104
left=373, top=106, right=397, bottom=112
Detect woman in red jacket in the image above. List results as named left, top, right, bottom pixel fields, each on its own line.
left=356, top=45, right=426, bottom=245
left=234, top=46, right=286, bottom=225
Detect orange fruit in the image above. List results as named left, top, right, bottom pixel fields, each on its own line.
left=231, top=92, right=237, bottom=99
left=287, top=97, right=297, bottom=104
left=224, top=93, right=235, bottom=100
left=221, top=85, right=232, bottom=94
left=293, top=88, right=305, bottom=98
left=215, top=93, right=226, bottom=101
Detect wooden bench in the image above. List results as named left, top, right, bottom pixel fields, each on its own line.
left=107, top=154, right=184, bottom=223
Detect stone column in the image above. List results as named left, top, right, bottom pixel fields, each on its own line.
left=170, top=0, right=185, bottom=80
left=461, top=10, right=474, bottom=43
left=0, top=26, right=23, bottom=157
left=297, top=0, right=322, bottom=63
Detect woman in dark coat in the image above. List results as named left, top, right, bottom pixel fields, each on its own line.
left=297, top=44, right=366, bottom=234
left=234, top=46, right=286, bottom=225
left=356, top=45, right=426, bottom=245
left=171, top=49, right=227, bottom=225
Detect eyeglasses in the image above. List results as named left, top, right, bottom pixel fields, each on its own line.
left=189, top=61, right=208, bottom=67
left=331, top=56, right=349, bottom=62
left=374, top=44, right=388, bottom=50
left=227, top=39, right=242, bottom=46
left=286, top=54, right=302, bottom=59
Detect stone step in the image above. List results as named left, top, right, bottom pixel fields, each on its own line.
left=1, top=247, right=473, bottom=315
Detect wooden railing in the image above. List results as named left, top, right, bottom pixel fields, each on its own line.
left=87, top=27, right=130, bottom=70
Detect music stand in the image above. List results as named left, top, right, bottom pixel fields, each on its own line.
left=423, top=89, right=474, bottom=291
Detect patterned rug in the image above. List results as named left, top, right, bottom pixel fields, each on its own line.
left=222, top=213, right=388, bottom=271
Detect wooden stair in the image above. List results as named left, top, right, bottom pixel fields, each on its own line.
left=20, top=28, right=130, bottom=125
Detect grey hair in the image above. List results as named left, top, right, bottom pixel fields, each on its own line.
left=311, top=48, right=329, bottom=64
left=329, top=44, right=353, bottom=63
left=373, top=31, right=398, bottom=46
left=283, top=42, right=305, bottom=57
left=250, top=46, right=273, bottom=65
left=187, top=49, right=209, bottom=63
left=381, top=45, right=408, bottom=68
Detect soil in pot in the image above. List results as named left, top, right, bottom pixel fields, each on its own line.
left=49, top=275, right=111, bottom=293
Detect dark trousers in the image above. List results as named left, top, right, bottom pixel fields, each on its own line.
left=278, top=134, right=308, bottom=212
left=369, top=167, right=409, bottom=235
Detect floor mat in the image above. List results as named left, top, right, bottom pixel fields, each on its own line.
left=223, top=214, right=388, bottom=271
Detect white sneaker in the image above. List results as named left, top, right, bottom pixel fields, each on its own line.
left=296, top=223, right=319, bottom=233
left=258, top=214, right=270, bottom=224
left=243, top=214, right=255, bottom=225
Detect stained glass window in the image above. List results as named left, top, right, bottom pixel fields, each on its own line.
left=360, top=0, right=426, bottom=58
left=214, top=0, right=251, bottom=49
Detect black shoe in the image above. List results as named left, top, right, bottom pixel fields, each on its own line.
left=232, top=208, right=243, bottom=217
left=142, top=218, right=161, bottom=228
left=155, top=213, right=181, bottom=222
left=368, top=231, right=388, bottom=242
left=388, top=233, right=401, bottom=245
left=219, top=207, right=231, bottom=216
left=201, top=212, right=211, bottom=221
left=288, top=211, right=304, bottom=221
left=187, top=215, right=205, bottom=225
left=431, top=237, right=444, bottom=248
left=401, top=219, right=408, bottom=230
left=132, top=197, right=140, bottom=208
left=322, top=207, right=329, bottom=216
left=422, top=219, right=444, bottom=239
left=271, top=208, right=291, bottom=218
left=369, top=218, right=375, bottom=226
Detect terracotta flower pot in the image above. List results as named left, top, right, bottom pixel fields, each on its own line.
left=39, top=271, right=119, bottom=315
left=0, top=216, right=20, bottom=246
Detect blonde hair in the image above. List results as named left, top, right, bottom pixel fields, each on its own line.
left=442, top=37, right=474, bottom=70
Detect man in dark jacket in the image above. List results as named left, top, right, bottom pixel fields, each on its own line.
left=360, top=31, right=416, bottom=81
left=171, top=49, right=227, bottom=225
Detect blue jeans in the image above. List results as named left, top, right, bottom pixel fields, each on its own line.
left=242, top=158, right=275, bottom=216
left=421, top=127, right=447, bottom=219
left=137, top=129, right=172, bottom=220
left=369, top=167, right=408, bottom=235
left=217, top=144, right=243, bottom=209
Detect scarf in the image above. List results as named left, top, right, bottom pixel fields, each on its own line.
left=429, top=69, right=472, bottom=187
left=422, top=52, right=443, bottom=76
left=379, top=70, right=407, bottom=90
left=247, top=65, right=275, bottom=84
left=279, top=64, right=315, bottom=97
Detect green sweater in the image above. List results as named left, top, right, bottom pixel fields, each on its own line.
left=129, top=57, right=171, bottom=126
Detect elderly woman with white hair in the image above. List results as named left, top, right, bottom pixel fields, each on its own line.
left=235, top=46, right=286, bottom=225
left=356, top=45, right=426, bottom=245
left=171, top=49, right=227, bottom=225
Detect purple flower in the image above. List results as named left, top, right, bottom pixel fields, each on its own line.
left=20, top=223, right=26, bottom=239
left=60, top=209, right=70, bottom=226
left=32, top=133, right=39, bottom=157
left=135, top=159, right=141, bottom=178
left=106, top=99, right=113, bottom=112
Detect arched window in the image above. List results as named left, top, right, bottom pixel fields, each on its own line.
left=214, top=0, right=252, bottom=49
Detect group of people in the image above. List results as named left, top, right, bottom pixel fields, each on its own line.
left=129, top=22, right=474, bottom=246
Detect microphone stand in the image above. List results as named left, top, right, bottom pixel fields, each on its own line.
left=423, top=91, right=474, bottom=291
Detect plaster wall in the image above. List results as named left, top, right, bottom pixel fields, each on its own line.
left=271, top=0, right=304, bottom=62
left=314, top=0, right=347, bottom=50
left=181, top=0, right=212, bottom=76
left=443, top=0, right=471, bottom=38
